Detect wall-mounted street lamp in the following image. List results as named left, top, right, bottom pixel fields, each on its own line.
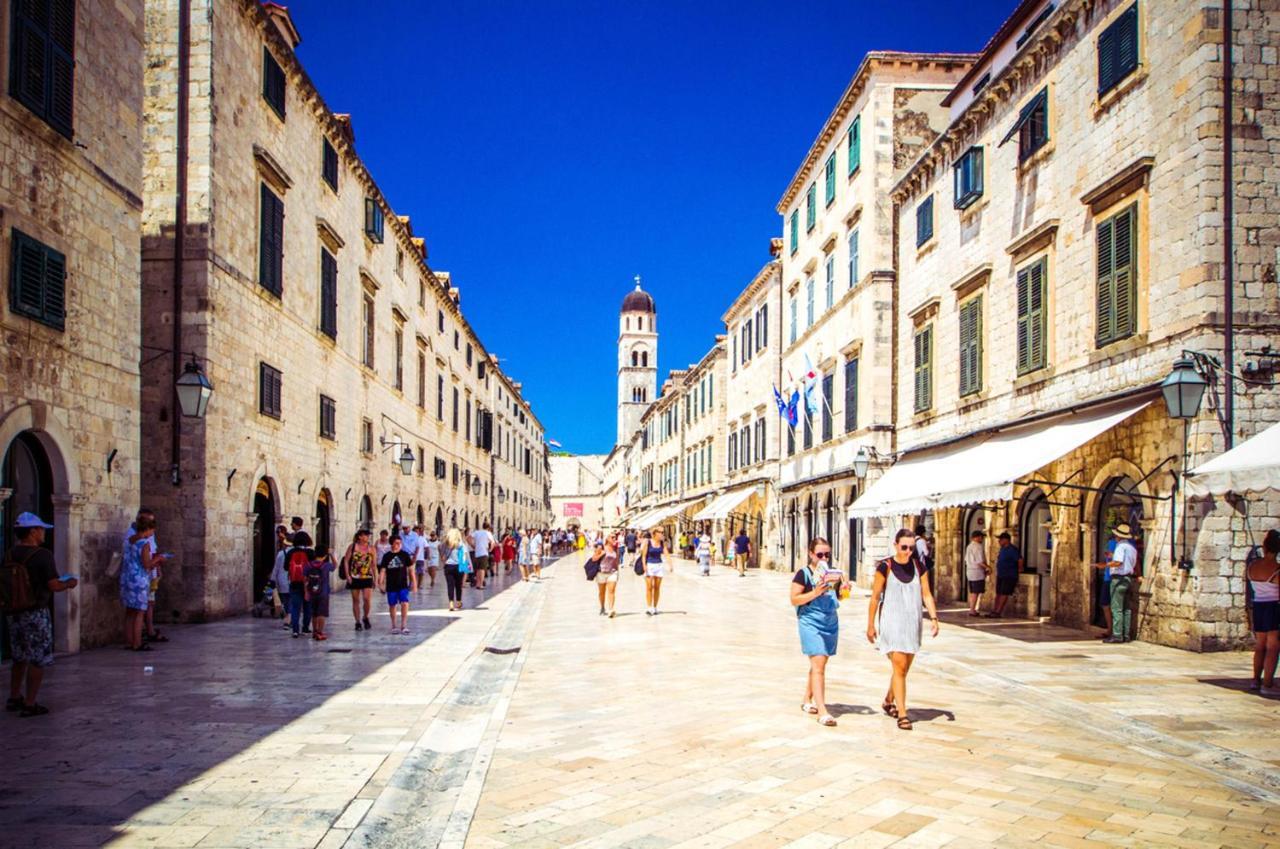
left=1162, top=354, right=1211, bottom=572
left=470, top=477, right=482, bottom=496
left=852, top=445, right=892, bottom=480
left=379, top=437, right=415, bottom=476
left=175, top=356, right=213, bottom=418
left=497, top=487, right=508, bottom=504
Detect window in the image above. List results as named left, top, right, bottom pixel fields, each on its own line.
left=418, top=279, right=426, bottom=308
left=9, top=0, right=74, bottom=137
left=824, top=257, right=834, bottom=310
left=789, top=299, right=798, bottom=343
left=848, top=230, right=859, bottom=289
left=466, top=343, right=473, bottom=368
left=364, top=197, right=384, bottom=243
left=953, top=147, right=984, bottom=210
left=262, top=47, right=286, bottom=119
left=1014, top=258, right=1049, bottom=375
left=972, top=72, right=991, bottom=95
left=361, top=294, right=374, bottom=367
left=1098, top=3, right=1139, bottom=95
left=453, top=330, right=459, bottom=350
left=803, top=403, right=813, bottom=450
left=916, top=195, right=934, bottom=248
left=417, top=351, right=427, bottom=407
left=395, top=247, right=404, bottom=279
left=465, top=397, right=472, bottom=441
left=437, top=309, right=445, bottom=333
left=824, top=153, right=836, bottom=206
left=805, top=184, right=816, bottom=232
left=757, top=304, right=768, bottom=350
left=743, top=320, right=752, bottom=363
left=1001, top=88, right=1049, bottom=161
left=847, top=115, right=860, bottom=176
left=843, top=358, right=858, bottom=433
left=319, top=249, right=337, bottom=339
left=789, top=211, right=799, bottom=255
left=1096, top=204, right=1138, bottom=346
left=394, top=327, right=404, bottom=391
left=787, top=419, right=796, bottom=456
left=436, top=374, right=445, bottom=421
left=1016, top=2, right=1056, bottom=48
left=361, top=419, right=373, bottom=454
left=8, top=229, right=66, bottom=331
left=259, top=362, right=282, bottom=419
left=322, top=138, right=338, bottom=191
left=821, top=374, right=833, bottom=442
left=452, top=386, right=459, bottom=431
left=319, top=395, right=336, bottom=440
left=728, top=432, right=737, bottom=472
left=258, top=184, right=284, bottom=297
left=754, top=418, right=766, bottom=462
left=913, top=326, right=933, bottom=413
left=805, top=277, right=815, bottom=327
left=958, top=296, right=983, bottom=397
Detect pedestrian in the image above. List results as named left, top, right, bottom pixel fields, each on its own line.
left=377, top=533, right=416, bottom=634
left=990, top=531, right=1023, bottom=618
left=913, top=524, right=935, bottom=602
left=867, top=528, right=940, bottom=731
left=1097, top=536, right=1116, bottom=634
left=1247, top=529, right=1280, bottom=694
left=696, top=531, right=712, bottom=576
left=285, top=532, right=315, bottom=638
left=1095, top=523, right=1139, bottom=643
left=305, top=550, right=336, bottom=641
left=733, top=527, right=752, bottom=577
left=120, top=513, right=161, bottom=651
left=471, top=522, right=496, bottom=590
left=443, top=527, right=468, bottom=611
left=502, top=532, right=517, bottom=576
left=1, top=513, right=78, bottom=717
left=791, top=536, right=847, bottom=727
left=290, top=516, right=304, bottom=537
left=272, top=535, right=291, bottom=626
left=125, top=508, right=172, bottom=643
left=375, top=529, right=391, bottom=565
left=423, top=530, right=441, bottom=589
left=530, top=528, right=544, bottom=580
left=643, top=528, right=672, bottom=616
left=594, top=537, right=621, bottom=617
left=517, top=529, right=532, bottom=582
left=340, top=528, right=375, bottom=631
left=624, top=528, right=638, bottom=555
left=401, top=523, right=422, bottom=591
left=275, top=523, right=290, bottom=554
left=964, top=529, right=990, bottom=616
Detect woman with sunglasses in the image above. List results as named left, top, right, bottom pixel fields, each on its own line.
left=790, top=536, right=848, bottom=727
left=867, top=528, right=939, bottom=730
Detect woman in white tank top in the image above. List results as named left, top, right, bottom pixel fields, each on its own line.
left=1246, top=529, right=1280, bottom=694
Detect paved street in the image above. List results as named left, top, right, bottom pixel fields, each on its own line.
left=3, top=553, right=1279, bottom=849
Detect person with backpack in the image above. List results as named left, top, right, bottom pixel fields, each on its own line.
left=285, top=532, right=315, bottom=638
left=305, top=549, right=336, bottom=641
left=121, top=514, right=160, bottom=651
left=3, top=513, right=77, bottom=718
left=443, top=527, right=469, bottom=611
left=379, top=533, right=417, bottom=632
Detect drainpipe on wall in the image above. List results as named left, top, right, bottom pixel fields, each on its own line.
left=1222, top=0, right=1235, bottom=449
left=170, top=0, right=191, bottom=484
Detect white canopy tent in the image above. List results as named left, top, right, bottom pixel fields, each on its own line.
left=1186, top=420, right=1280, bottom=495
left=848, top=399, right=1152, bottom=519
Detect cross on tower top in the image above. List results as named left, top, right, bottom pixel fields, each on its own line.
left=634, top=274, right=642, bottom=290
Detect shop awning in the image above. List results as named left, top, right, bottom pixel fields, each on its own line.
left=848, top=399, right=1152, bottom=519
left=692, top=487, right=757, bottom=522
left=1186, top=420, right=1280, bottom=495
left=624, top=507, right=659, bottom=528
left=638, top=497, right=704, bottom=529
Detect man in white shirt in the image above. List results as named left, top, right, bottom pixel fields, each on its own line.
left=1098, top=523, right=1140, bottom=643
left=529, top=529, right=544, bottom=580
left=964, top=529, right=990, bottom=616
left=471, top=523, right=496, bottom=589
left=402, top=525, right=425, bottom=588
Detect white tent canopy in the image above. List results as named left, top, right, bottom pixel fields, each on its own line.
left=692, top=487, right=757, bottom=522
left=848, top=398, right=1152, bottom=519
left=1186, top=420, right=1280, bottom=495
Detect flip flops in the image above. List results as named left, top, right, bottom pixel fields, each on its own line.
left=817, top=714, right=837, bottom=727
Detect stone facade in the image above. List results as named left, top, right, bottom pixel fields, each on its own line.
left=549, top=454, right=607, bottom=531
left=139, top=0, right=545, bottom=624
left=0, top=0, right=146, bottom=652
left=776, top=54, right=973, bottom=584
left=887, top=0, right=1280, bottom=649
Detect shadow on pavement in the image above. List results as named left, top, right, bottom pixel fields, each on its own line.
left=1199, top=677, right=1280, bottom=699
left=937, top=607, right=1100, bottom=643
left=827, top=703, right=876, bottom=718
left=908, top=707, right=957, bottom=723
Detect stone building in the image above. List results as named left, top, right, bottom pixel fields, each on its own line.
left=549, top=454, right=607, bottom=531
left=0, top=0, right=146, bottom=653
left=617, top=280, right=657, bottom=447
left=706, top=257, right=783, bottom=570
left=776, top=52, right=974, bottom=583
left=858, top=0, right=1279, bottom=649
left=140, top=0, right=545, bottom=624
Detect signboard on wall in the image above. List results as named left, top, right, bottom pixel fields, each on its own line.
left=563, top=503, right=584, bottom=517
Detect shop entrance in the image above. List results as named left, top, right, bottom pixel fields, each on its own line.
left=1094, top=476, right=1145, bottom=627
left=315, top=490, right=333, bottom=557
left=1020, top=488, right=1053, bottom=615
left=1, top=432, right=55, bottom=660
left=252, top=478, right=277, bottom=603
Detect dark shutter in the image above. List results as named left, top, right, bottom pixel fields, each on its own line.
left=9, top=0, right=75, bottom=138
left=1098, top=4, right=1139, bottom=95
left=1096, top=206, right=1138, bottom=347
left=319, top=249, right=337, bottom=338
left=47, top=0, right=73, bottom=135
left=843, top=358, right=858, bottom=432
left=259, top=184, right=284, bottom=296
left=914, top=326, right=932, bottom=413
left=262, top=47, right=286, bottom=118
left=322, top=138, right=338, bottom=190
left=916, top=196, right=933, bottom=247
left=319, top=395, right=335, bottom=440
left=1017, top=259, right=1047, bottom=374
left=803, top=406, right=813, bottom=450
left=9, top=229, right=65, bottom=330
left=760, top=303, right=768, bottom=349
left=259, top=363, right=282, bottom=418
left=821, top=374, right=833, bottom=441
left=959, top=297, right=983, bottom=397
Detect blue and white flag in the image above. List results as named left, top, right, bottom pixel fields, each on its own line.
left=772, top=385, right=787, bottom=417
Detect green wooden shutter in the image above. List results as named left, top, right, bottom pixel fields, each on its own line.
left=1016, top=266, right=1032, bottom=373
left=1113, top=205, right=1137, bottom=340
left=914, top=326, right=933, bottom=412
left=1096, top=216, right=1116, bottom=345
left=825, top=154, right=836, bottom=205
left=1028, top=259, right=1046, bottom=370
left=848, top=116, right=860, bottom=175
left=320, top=249, right=337, bottom=338
left=789, top=211, right=798, bottom=253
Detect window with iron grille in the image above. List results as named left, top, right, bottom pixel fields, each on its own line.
left=322, top=138, right=338, bottom=191
left=1096, top=204, right=1138, bottom=346
left=1098, top=4, right=1139, bottom=95
left=319, top=394, right=336, bottom=440
left=319, top=249, right=337, bottom=338
left=953, top=146, right=984, bottom=210
left=8, top=229, right=66, bottom=331
left=259, top=362, right=282, bottom=419
left=9, top=0, right=75, bottom=137
left=262, top=47, right=286, bottom=119
left=259, top=184, right=284, bottom=297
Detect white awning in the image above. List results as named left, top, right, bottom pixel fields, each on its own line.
left=692, top=487, right=757, bottom=522
left=625, top=507, right=659, bottom=528
left=848, top=398, right=1152, bottom=519
left=1186, top=420, right=1280, bottom=495
left=638, top=497, right=704, bottom=529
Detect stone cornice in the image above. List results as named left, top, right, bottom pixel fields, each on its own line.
left=722, top=261, right=781, bottom=323
left=776, top=51, right=978, bottom=214
left=1080, top=156, right=1156, bottom=211
left=890, top=0, right=1089, bottom=208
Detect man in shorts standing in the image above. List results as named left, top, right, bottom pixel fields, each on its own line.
left=3, top=513, right=77, bottom=717
left=471, top=523, right=495, bottom=590
left=964, top=529, right=990, bottom=617
left=991, top=531, right=1023, bottom=618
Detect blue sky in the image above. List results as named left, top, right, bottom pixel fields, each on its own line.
left=293, top=1, right=1012, bottom=454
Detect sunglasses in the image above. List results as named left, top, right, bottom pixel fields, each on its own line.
left=898, top=544, right=914, bottom=551
left=814, top=551, right=831, bottom=559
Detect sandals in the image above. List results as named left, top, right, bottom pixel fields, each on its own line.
left=897, top=716, right=913, bottom=731
left=801, top=702, right=819, bottom=715
left=817, top=714, right=837, bottom=727
left=19, top=703, right=49, bottom=718
left=881, top=700, right=899, bottom=719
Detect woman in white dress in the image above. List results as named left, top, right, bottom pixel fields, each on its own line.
left=866, top=528, right=939, bottom=730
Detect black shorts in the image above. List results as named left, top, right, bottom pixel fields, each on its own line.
left=349, top=578, right=374, bottom=590
left=968, top=579, right=987, bottom=595
left=1254, top=600, right=1279, bottom=632
left=995, top=575, right=1018, bottom=597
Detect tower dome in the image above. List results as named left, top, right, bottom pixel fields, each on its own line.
left=621, top=278, right=656, bottom=314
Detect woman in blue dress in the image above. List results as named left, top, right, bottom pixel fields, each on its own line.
left=121, top=514, right=159, bottom=651
left=790, top=536, right=848, bottom=727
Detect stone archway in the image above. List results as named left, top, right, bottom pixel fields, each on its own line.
left=252, top=477, right=279, bottom=603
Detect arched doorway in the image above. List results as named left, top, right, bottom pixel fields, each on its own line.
left=416, top=504, right=424, bottom=528
left=391, top=500, right=402, bottom=531
left=1095, top=476, right=1144, bottom=627
left=450, top=509, right=458, bottom=528
left=252, top=478, right=277, bottom=603
left=358, top=495, right=373, bottom=532
left=434, top=506, right=444, bottom=533
left=315, top=489, right=333, bottom=557
left=1020, top=488, right=1053, bottom=615
left=846, top=485, right=861, bottom=580
left=2, top=433, right=55, bottom=660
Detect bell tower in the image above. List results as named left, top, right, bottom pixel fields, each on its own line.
left=617, top=276, right=657, bottom=446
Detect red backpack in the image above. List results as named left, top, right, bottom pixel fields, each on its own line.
left=287, top=549, right=309, bottom=583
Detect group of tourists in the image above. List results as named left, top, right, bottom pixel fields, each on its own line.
left=581, top=527, right=676, bottom=616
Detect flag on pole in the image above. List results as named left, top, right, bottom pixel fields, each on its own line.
left=547, top=438, right=562, bottom=448
left=803, top=380, right=819, bottom=415
left=772, top=385, right=787, bottom=417
left=785, top=390, right=800, bottom=428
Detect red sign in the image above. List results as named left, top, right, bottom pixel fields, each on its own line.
left=563, top=503, right=584, bottom=517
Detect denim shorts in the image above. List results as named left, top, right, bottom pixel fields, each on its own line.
left=386, top=588, right=411, bottom=606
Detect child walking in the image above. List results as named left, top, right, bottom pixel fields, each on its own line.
left=378, top=534, right=417, bottom=635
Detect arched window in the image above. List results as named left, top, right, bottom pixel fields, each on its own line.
left=632, top=351, right=639, bottom=367
left=641, top=351, right=648, bottom=367
left=625, top=317, right=630, bottom=330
